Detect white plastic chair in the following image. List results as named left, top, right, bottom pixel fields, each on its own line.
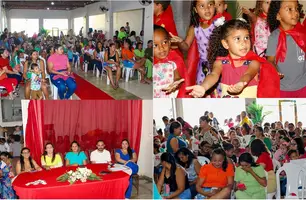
left=102, top=67, right=110, bottom=85
left=264, top=170, right=276, bottom=199
left=276, top=163, right=306, bottom=199
left=197, top=156, right=210, bottom=166
left=39, top=56, right=53, bottom=97
left=52, top=85, right=72, bottom=100
left=272, top=158, right=281, bottom=172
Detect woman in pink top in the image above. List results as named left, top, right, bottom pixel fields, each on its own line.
left=47, top=44, right=76, bottom=99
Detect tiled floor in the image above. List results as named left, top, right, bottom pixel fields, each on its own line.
left=131, top=177, right=152, bottom=199
left=1, top=68, right=152, bottom=100
left=72, top=67, right=153, bottom=100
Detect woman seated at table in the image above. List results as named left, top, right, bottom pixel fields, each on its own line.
left=115, top=139, right=139, bottom=199
left=196, top=148, right=234, bottom=199
left=157, top=152, right=191, bottom=199
left=16, top=147, right=43, bottom=175
left=0, top=152, right=16, bottom=199
left=65, top=141, right=87, bottom=166
left=41, top=143, right=63, bottom=170
left=48, top=44, right=76, bottom=99
left=234, top=152, right=267, bottom=199
left=176, top=147, right=201, bottom=198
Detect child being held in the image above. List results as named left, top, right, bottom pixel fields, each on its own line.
left=274, top=142, right=288, bottom=164
left=29, top=63, right=43, bottom=100
left=153, top=25, right=186, bottom=98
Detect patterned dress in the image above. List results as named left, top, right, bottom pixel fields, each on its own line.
left=0, top=162, right=16, bottom=199
left=153, top=62, right=178, bottom=98
left=194, top=24, right=215, bottom=85
left=194, top=24, right=222, bottom=97
left=253, top=17, right=270, bottom=57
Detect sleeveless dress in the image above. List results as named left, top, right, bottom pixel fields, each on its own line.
left=194, top=24, right=222, bottom=96
left=220, top=60, right=258, bottom=97
left=153, top=61, right=179, bottom=98
left=194, top=24, right=215, bottom=85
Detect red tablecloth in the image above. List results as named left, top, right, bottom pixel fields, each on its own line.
left=12, top=164, right=130, bottom=199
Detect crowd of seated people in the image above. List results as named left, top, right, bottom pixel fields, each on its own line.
left=0, top=138, right=138, bottom=199
left=153, top=112, right=306, bottom=199
left=0, top=22, right=152, bottom=99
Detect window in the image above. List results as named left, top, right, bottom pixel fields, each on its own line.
left=10, top=18, right=39, bottom=36
left=89, top=14, right=106, bottom=32
left=43, top=19, right=68, bottom=36
left=182, top=99, right=245, bottom=132
left=74, top=17, right=83, bottom=36
left=153, top=99, right=175, bottom=131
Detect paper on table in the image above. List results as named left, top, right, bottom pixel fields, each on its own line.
left=25, top=179, right=47, bottom=186
left=109, top=164, right=132, bottom=175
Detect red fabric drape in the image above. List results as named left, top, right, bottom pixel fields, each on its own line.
left=26, top=100, right=142, bottom=165
left=25, top=100, right=46, bottom=165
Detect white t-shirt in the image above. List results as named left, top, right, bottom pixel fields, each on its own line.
left=154, top=152, right=162, bottom=167
left=190, top=136, right=199, bottom=152
left=0, top=143, right=11, bottom=152
left=84, top=48, right=94, bottom=56
left=13, top=130, right=22, bottom=136
left=90, top=149, right=111, bottom=164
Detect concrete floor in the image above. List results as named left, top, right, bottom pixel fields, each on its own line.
left=1, top=67, right=152, bottom=100
left=131, top=177, right=153, bottom=199
left=73, top=67, right=153, bottom=100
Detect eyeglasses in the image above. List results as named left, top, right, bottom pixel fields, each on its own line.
left=291, top=143, right=297, bottom=146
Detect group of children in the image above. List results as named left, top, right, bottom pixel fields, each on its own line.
left=153, top=0, right=306, bottom=98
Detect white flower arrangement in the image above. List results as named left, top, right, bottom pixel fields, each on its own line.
left=214, top=16, right=226, bottom=27
left=57, top=167, right=101, bottom=185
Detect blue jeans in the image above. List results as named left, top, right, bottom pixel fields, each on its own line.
left=7, top=74, right=22, bottom=84
left=50, top=72, right=77, bottom=99
left=170, top=188, right=191, bottom=199
left=122, top=60, right=134, bottom=68
left=190, top=184, right=198, bottom=198
left=92, top=60, right=103, bottom=72
left=73, top=54, right=78, bottom=63
left=125, top=162, right=139, bottom=198
left=195, top=187, right=213, bottom=199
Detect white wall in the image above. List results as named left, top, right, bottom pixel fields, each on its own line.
left=113, top=9, right=143, bottom=37
left=138, top=100, right=153, bottom=178
left=171, top=1, right=191, bottom=38
left=7, top=9, right=72, bottom=33
left=111, top=1, right=153, bottom=47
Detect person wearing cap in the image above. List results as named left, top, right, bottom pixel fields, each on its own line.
left=47, top=44, right=76, bottom=99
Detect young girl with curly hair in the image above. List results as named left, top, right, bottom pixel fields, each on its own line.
left=242, top=0, right=271, bottom=57
left=171, top=0, right=222, bottom=92
left=187, top=19, right=280, bottom=98
left=266, top=0, right=306, bottom=98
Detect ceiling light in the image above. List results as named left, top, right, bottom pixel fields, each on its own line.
left=51, top=2, right=54, bottom=5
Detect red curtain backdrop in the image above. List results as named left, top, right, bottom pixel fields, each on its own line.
left=25, top=100, right=46, bottom=165
left=25, top=100, right=142, bottom=165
